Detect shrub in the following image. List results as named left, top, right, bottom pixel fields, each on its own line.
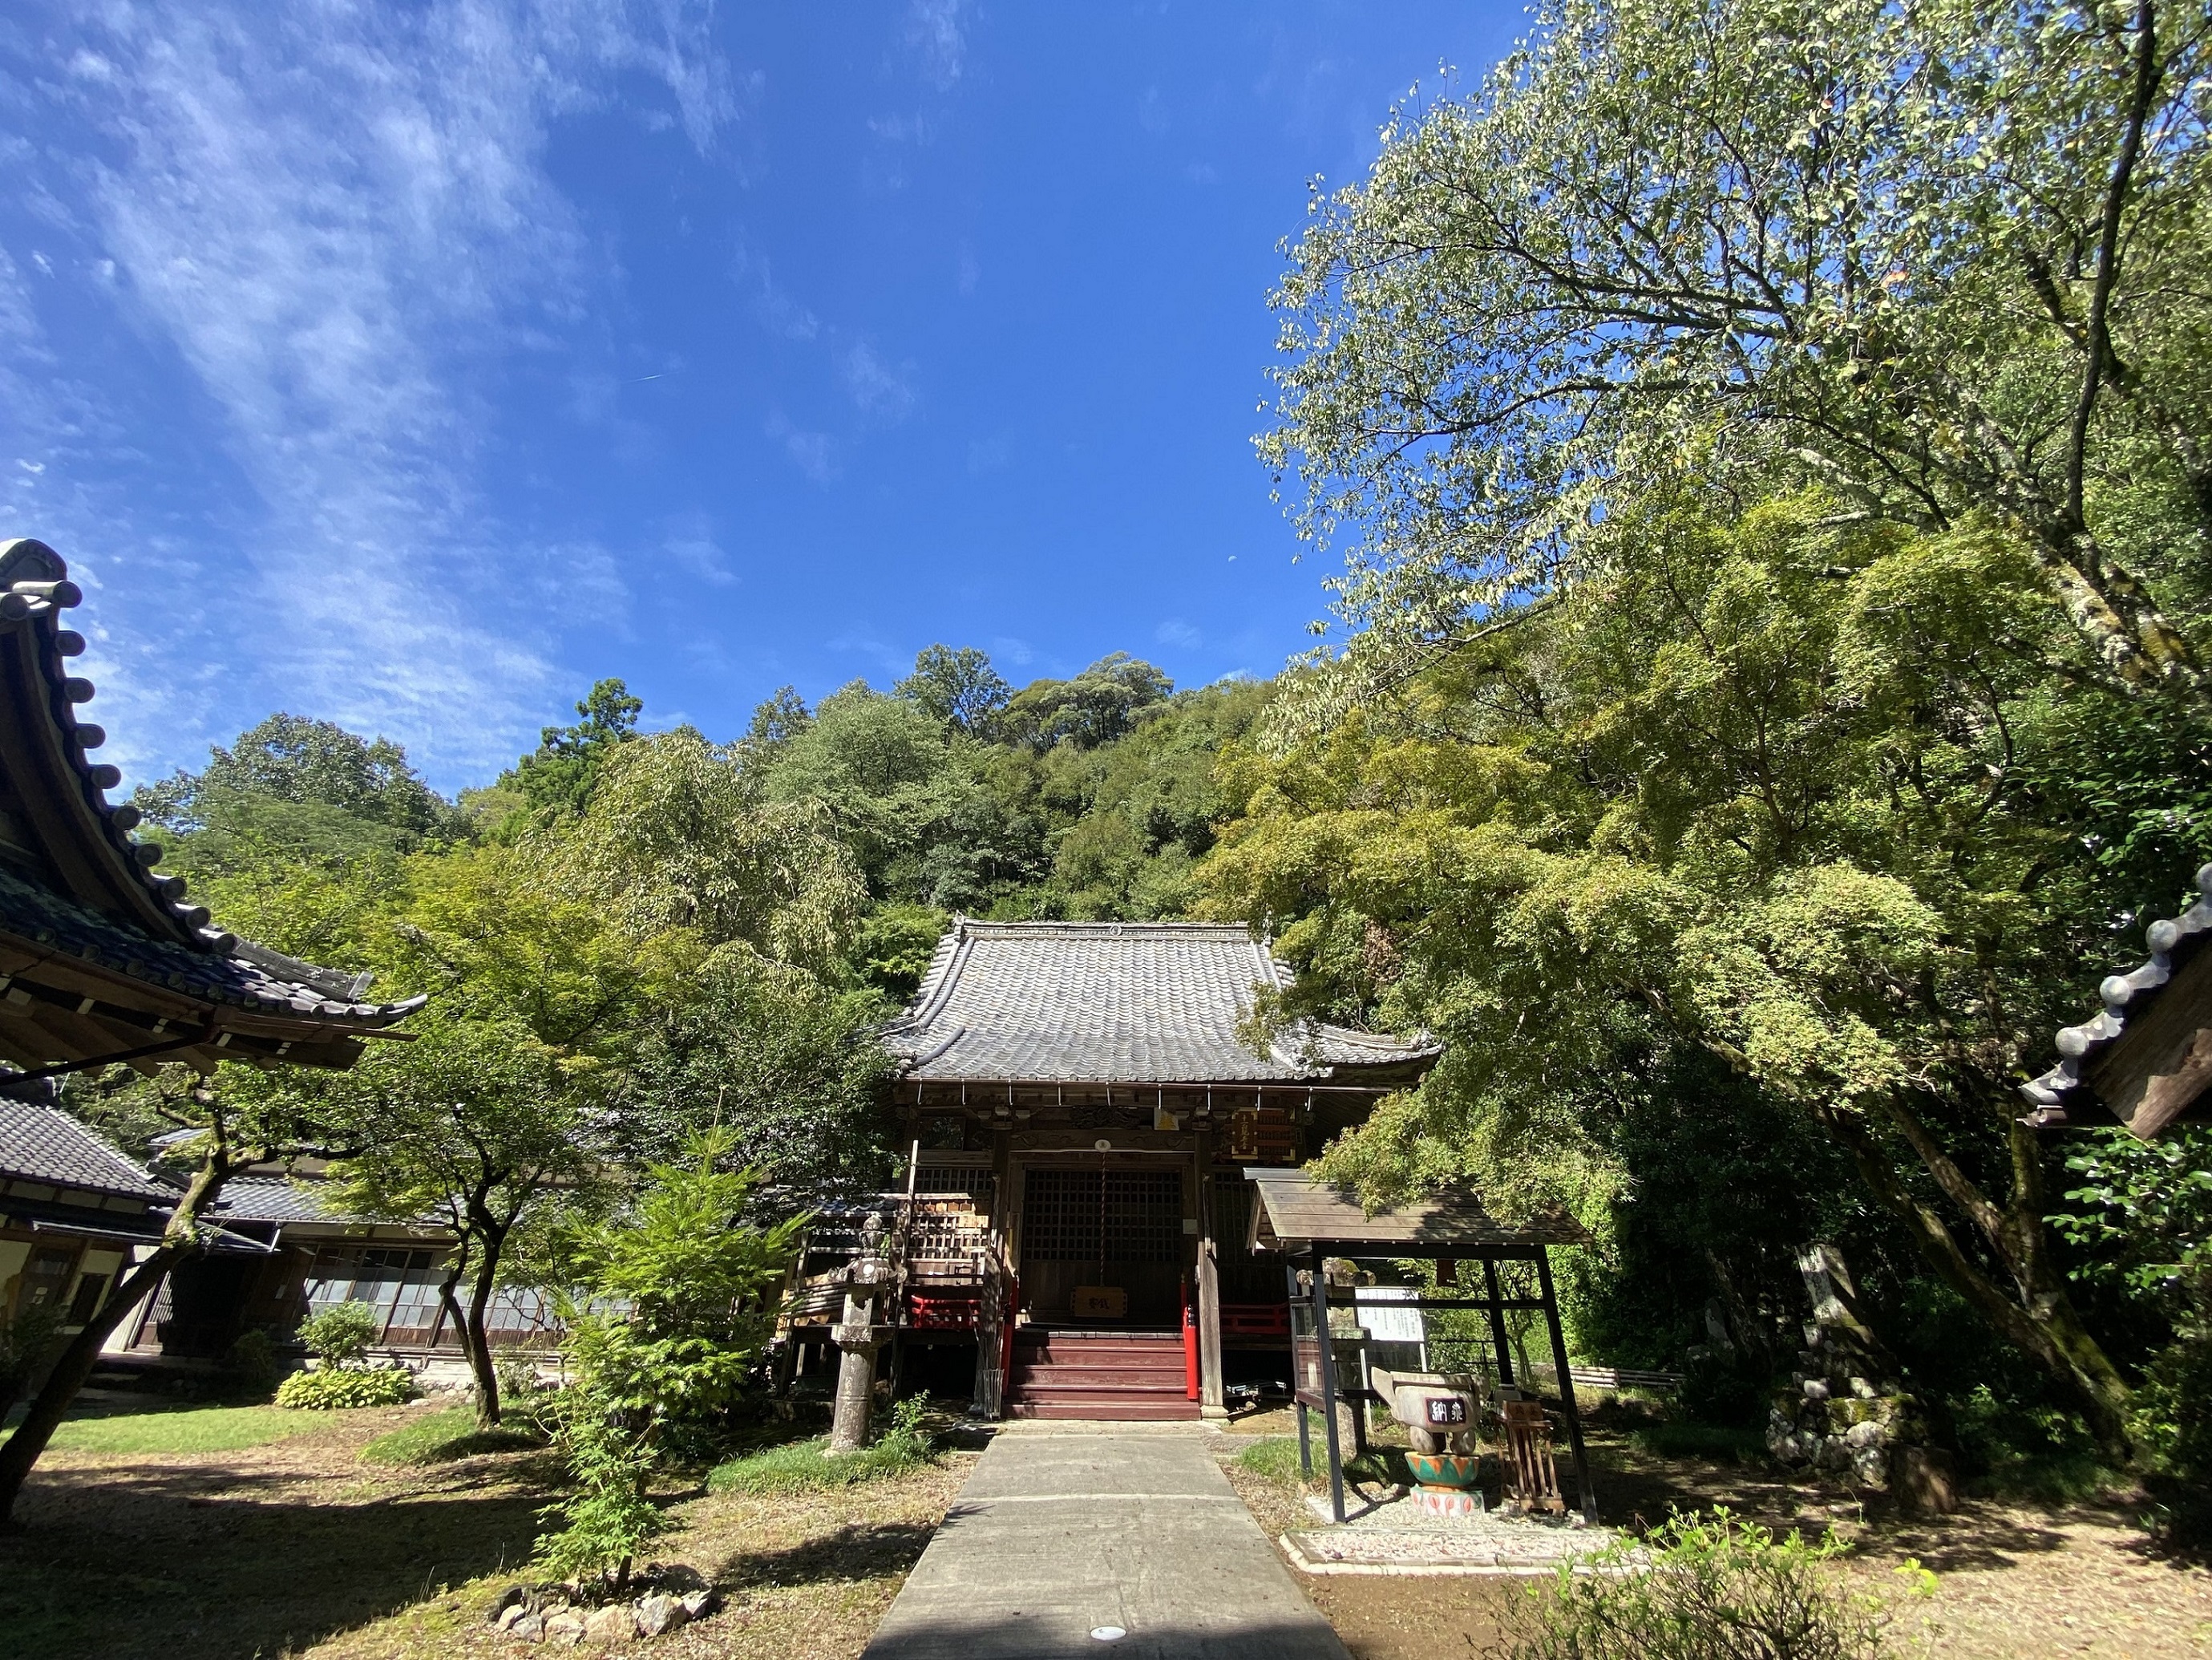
left=534, top=1132, right=803, bottom=1587
left=298, top=1302, right=381, bottom=1370
left=1494, top=1509, right=1908, bottom=1660
left=224, top=1330, right=281, bottom=1395
left=533, top=1405, right=668, bottom=1585
left=0, top=1302, right=62, bottom=1416
left=2135, top=1318, right=2212, bottom=1545
left=276, top=1365, right=417, bottom=1410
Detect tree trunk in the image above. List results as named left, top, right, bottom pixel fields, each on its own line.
left=1822, top=1103, right=2134, bottom=1459
left=462, top=1228, right=507, bottom=1428
left=2035, top=529, right=2206, bottom=706
left=0, top=1158, right=230, bottom=1523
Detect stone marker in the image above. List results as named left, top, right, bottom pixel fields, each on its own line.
left=830, top=1259, right=889, bottom=1455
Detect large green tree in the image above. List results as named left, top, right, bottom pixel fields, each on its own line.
left=135, top=713, right=463, bottom=876
left=1262, top=0, right=2212, bottom=714
left=1203, top=496, right=2208, bottom=1455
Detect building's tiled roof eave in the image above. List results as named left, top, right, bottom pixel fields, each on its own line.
left=882, top=917, right=1441, bottom=1086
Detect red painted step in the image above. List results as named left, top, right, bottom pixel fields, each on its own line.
left=1004, top=1327, right=1199, bottom=1422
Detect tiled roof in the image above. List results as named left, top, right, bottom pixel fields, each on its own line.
left=0, top=1097, right=172, bottom=1199
left=0, top=864, right=423, bottom=1023
left=881, top=920, right=1440, bottom=1084
left=0, top=538, right=424, bottom=1075
left=211, top=1174, right=334, bottom=1225
left=2022, top=861, right=2212, bottom=1138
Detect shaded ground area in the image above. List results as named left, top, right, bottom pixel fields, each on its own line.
left=6, top=1392, right=2208, bottom=1660
left=1, top=1403, right=548, bottom=1660
left=0, top=1395, right=972, bottom=1660
left=1215, top=1407, right=2212, bottom=1660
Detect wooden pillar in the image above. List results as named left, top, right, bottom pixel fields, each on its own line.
left=1312, top=1248, right=1346, bottom=1524
left=1195, top=1132, right=1225, bottom=1417
left=973, top=1124, right=1016, bottom=1418
left=1288, top=1257, right=1312, bottom=1478
left=1482, top=1256, right=1517, bottom=1389
left=989, top=1122, right=1013, bottom=1231
left=1536, top=1246, right=1597, bottom=1522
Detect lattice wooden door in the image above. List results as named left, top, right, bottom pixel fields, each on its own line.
left=1019, top=1165, right=1185, bottom=1325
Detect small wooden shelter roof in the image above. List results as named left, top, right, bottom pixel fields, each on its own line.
left=881, top=918, right=1439, bottom=1086
left=2021, top=862, right=2212, bottom=1140
left=1242, top=1166, right=1591, bottom=1257
left=0, top=537, right=424, bottom=1079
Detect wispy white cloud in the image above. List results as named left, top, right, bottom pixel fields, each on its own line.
left=990, top=634, right=1033, bottom=667
left=766, top=410, right=836, bottom=483
left=824, top=627, right=910, bottom=683
left=661, top=512, right=736, bottom=586
left=732, top=240, right=820, bottom=339
left=907, top=0, right=967, bottom=91
left=1155, top=618, right=1201, bottom=649
left=2, top=0, right=738, bottom=786
left=839, top=340, right=917, bottom=421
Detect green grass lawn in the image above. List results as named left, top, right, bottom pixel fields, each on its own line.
left=1232, top=1434, right=1409, bottom=1491
left=706, top=1431, right=935, bottom=1496
left=360, top=1404, right=542, bottom=1467
left=8, top=1403, right=326, bottom=1456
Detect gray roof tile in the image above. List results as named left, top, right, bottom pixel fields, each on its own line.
left=210, top=1174, right=334, bottom=1225
left=0, top=1098, right=172, bottom=1199
left=881, top=920, right=1438, bottom=1083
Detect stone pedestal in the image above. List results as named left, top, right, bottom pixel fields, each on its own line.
left=1413, top=1487, right=1487, bottom=1520
left=1765, top=1244, right=1947, bottom=1505
left=829, top=1261, right=888, bottom=1456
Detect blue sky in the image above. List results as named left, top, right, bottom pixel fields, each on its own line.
left=0, top=2, right=1522, bottom=794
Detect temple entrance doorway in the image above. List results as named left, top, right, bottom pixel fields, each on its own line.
left=1017, top=1160, right=1187, bottom=1327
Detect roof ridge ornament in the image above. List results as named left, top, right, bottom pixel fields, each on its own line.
left=2022, top=862, right=2212, bottom=1138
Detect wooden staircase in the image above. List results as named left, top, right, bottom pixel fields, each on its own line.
left=1003, top=1329, right=1198, bottom=1421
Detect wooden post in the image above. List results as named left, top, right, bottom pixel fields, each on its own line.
left=1195, top=1135, right=1225, bottom=1418
left=1312, top=1249, right=1346, bottom=1524
left=1288, top=1257, right=1312, bottom=1478
left=1482, top=1256, right=1517, bottom=1389
left=1536, top=1247, right=1596, bottom=1522
left=989, top=1123, right=1013, bottom=1230
left=973, top=1125, right=1015, bottom=1419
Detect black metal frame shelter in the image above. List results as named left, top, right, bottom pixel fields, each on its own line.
left=1244, top=1166, right=1596, bottom=1524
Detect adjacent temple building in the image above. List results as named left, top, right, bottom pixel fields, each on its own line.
left=851, top=919, right=1439, bottom=1418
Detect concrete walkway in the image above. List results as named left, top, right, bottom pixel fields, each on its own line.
left=861, top=1426, right=1350, bottom=1660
